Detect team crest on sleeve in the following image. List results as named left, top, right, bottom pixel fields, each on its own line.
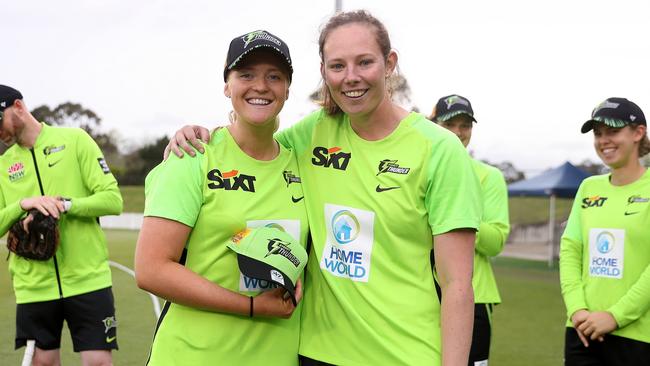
left=97, top=158, right=111, bottom=174
left=7, top=162, right=26, bottom=182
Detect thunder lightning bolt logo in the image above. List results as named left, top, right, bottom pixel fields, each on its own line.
left=265, top=238, right=292, bottom=258
left=243, top=31, right=265, bottom=48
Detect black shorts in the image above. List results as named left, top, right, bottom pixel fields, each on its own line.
left=15, top=287, right=118, bottom=352
left=565, top=327, right=650, bottom=366
left=469, top=303, right=493, bottom=365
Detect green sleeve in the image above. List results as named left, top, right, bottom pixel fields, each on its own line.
left=559, top=184, right=587, bottom=319
left=475, top=166, right=510, bottom=257
left=425, top=135, right=482, bottom=235
left=607, top=263, right=650, bottom=328
left=144, top=148, right=205, bottom=227
left=67, top=130, right=123, bottom=217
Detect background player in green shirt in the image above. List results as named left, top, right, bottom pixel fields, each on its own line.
left=560, top=97, right=650, bottom=365
left=135, top=31, right=309, bottom=365
left=0, top=85, right=123, bottom=366
left=430, top=94, right=510, bottom=366
left=166, top=10, right=482, bottom=366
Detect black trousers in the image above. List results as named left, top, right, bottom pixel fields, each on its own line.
left=565, top=327, right=650, bottom=366
left=469, top=303, right=493, bottom=365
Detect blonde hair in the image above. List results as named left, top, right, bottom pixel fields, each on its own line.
left=640, top=132, right=650, bottom=157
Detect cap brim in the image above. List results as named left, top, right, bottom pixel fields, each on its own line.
left=581, top=120, right=595, bottom=134
left=236, top=254, right=298, bottom=306
left=435, top=111, right=476, bottom=123
left=223, top=44, right=293, bottom=82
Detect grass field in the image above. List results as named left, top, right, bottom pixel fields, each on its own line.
left=0, top=230, right=566, bottom=365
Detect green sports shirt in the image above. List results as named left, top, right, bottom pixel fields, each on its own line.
left=276, top=110, right=482, bottom=366
left=0, top=123, right=123, bottom=303
left=560, top=170, right=650, bottom=343
left=471, top=159, right=510, bottom=304
left=144, top=128, right=309, bottom=365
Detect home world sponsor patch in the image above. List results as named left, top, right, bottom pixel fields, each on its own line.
left=320, top=204, right=375, bottom=282
left=238, top=219, right=301, bottom=292
left=588, top=228, right=624, bottom=279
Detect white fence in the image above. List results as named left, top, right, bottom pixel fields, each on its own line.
left=100, top=213, right=143, bottom=230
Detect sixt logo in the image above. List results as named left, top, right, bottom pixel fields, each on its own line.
left=207, top=168, right=256, bottom=192
left=283, top=170, right=301, bottom=186
left=628, top=195, right=649, bottom=204
left=312, top=146, right=351, bottom=171
left=265, top=238, right=301, bottom=267
left=581, top=196, right=608, bottom=209
left=376, top=159, right=410, bottom=176
left=7, top=162, right=25, bottom=182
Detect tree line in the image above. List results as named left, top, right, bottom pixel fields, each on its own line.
left=31, top=102, right=168, bottom=186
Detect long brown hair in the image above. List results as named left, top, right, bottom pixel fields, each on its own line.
left=315, top=10, right=393, bottom=116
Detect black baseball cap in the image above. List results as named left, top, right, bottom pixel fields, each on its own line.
left=0, top=85, right=23, bottom=112
left=432, top=94, right=477, bottom=123
left=223, top=30, right=293, bottom=82
left=581, top=97, right=646, bottom=134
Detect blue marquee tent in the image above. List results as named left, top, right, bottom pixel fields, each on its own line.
left=507, top=161, right=592, bottom=265
left=508, top=161, right=592, bottom=198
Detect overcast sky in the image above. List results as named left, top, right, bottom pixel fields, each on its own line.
left=3, top=0, right=649, bottom=174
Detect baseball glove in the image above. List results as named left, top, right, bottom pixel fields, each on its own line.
left=6, top=210, right=60, bottom=261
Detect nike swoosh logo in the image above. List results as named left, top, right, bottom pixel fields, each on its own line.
left=624, top=211, right=640, bottom=216
left=292, top=196, right=304, bottom=203
left=48, top=160, right=61, bottom=167
left=376, top=185, right=400, bottom=192
left=106, top=336, right=116, bottom=343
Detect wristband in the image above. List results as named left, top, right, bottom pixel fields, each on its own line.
left=249, top=296, right=254, bottom=318
left=62, top=198, right=72, bottom=213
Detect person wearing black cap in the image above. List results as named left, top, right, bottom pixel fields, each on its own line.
left=0, top=85, right=123, bottom=366
left=560, top=97, right=650, bottom=365
left=430, top=94, right=511, bottom=366
left=135, top=30, right=309, bottom=365
left=163, top=11, right=482, bottom=366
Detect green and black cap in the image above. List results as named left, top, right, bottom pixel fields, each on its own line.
left=581, top=97, right=646, bottom=133
left=228, top=227, right=307, bottom=306
left=432, top=94, right=477, bottom=123
left=223, top=30, right=293, bottom=82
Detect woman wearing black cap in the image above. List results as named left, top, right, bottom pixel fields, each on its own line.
left=135, top=30, right=309, bottom=365
left=430, top=94, right=510, bottom=366
left=163, top=10, right=482, bottom=366
left=560, top=97, right=650, bottom=365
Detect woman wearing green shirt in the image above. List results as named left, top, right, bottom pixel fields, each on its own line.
left=560, top=97, right=650, bottom=365
left=165, top=10, right=482, bottom=366
left=135, top=31, right=309, bottom=365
